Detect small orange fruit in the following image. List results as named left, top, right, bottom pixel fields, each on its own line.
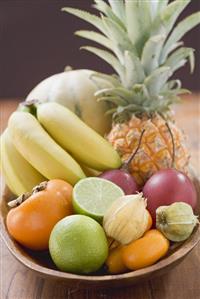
left=106, top=245, right=128, bottom=274
left=145, top=210, right=153, bottom=231
left=122, top=229, right=169, bottom=270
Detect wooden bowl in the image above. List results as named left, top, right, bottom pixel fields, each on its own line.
left=1, top=175, right=200, bottom=289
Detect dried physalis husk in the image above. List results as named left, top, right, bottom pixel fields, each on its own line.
left=103, top=193, right=149, bottom=245
left=156, top=202, right=199, bottom=242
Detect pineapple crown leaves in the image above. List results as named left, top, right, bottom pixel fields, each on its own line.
left=62, top=1, right=200, bottom=120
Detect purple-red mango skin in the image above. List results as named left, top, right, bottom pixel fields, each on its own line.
left=143, top=169, right=197, bottom=221
left=99, top=169, right=139, bottom=195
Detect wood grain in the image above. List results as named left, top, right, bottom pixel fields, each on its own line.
left=0, top=96, right=200, bottom=299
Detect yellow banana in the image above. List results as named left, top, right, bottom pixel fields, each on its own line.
left=0, top=129, right=46, bottom=196
left=8, top=112, right=86, bottom=185
left=37, top=102, right=121, bottom=170
left=78, top=162, right=102, bottom=177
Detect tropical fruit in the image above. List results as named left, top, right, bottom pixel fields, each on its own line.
left=72, top=177, right=124, bottom=222
left=0, top=129, right=45, bottom=195
left=63, top=0, right=200, bottom=185
left=37, top=102, right=121, bottom=171
left=6, top=179, right=73, bottom=250
left=26, top=69, right=112, bottom=136
left=49, top=215, right=108, bottom=274
left=8, top=111, right=86, bottom=185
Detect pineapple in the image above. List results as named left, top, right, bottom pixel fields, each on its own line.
left=63, top=0, right=200, bottom=186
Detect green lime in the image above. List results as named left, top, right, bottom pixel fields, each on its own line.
left=49, top=215, right=108, bottom=274
left=72, top=177, right=124, bottom=222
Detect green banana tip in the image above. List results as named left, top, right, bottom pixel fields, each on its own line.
left=17, top=99, right=40, bottom=117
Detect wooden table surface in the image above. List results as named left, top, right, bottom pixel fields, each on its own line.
left=0, top=97, right=200, bottom=299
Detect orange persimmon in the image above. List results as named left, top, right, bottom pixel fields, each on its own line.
left=6, top=179, right=73, bottom=250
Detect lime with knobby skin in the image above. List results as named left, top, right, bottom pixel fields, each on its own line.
left=49, top=215, right=108, bottom=274
left=72, top=177, right=124, bottom=223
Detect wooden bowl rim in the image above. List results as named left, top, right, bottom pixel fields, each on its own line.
left=1, top=176, right=200, bottom=283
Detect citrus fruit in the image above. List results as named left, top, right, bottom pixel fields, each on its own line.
left=72, top=177, right=124, bottom=222
left=49, top=215, right=108, bottom=274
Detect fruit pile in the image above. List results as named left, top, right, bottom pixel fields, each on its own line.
left=1, top=0, right=200, bottom=275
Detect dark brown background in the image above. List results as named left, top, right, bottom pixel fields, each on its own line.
left=0, top=0, right=199, bottom=98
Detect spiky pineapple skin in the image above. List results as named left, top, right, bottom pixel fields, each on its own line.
left=107, top=114, right=190, bottom=186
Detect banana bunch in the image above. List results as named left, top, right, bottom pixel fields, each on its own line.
left=0, top=129, right=45, bottom=196
left=37, top=102, right=121, bottom=170
left=1, top=102, right=121, bottom=195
